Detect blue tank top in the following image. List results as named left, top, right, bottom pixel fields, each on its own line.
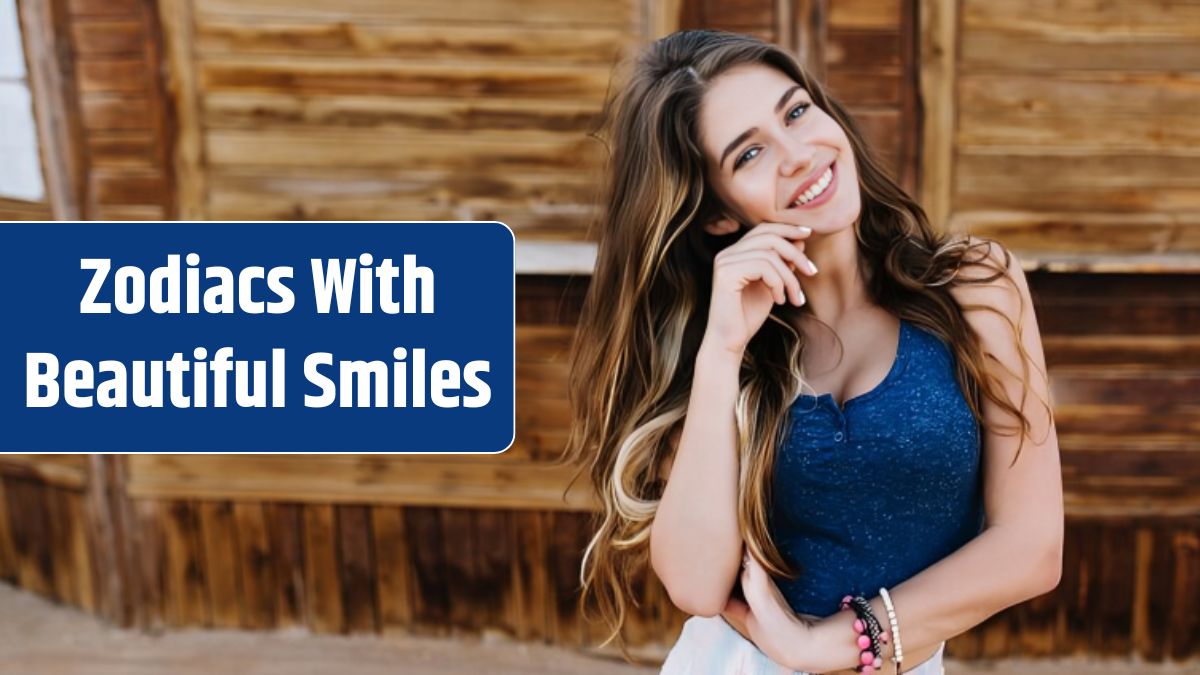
left=769, top=317, right=984, bottom=617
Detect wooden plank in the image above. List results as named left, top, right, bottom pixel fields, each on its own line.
left=206, top=128, right=602, bottom=171
left=81, top=95, right=153, bottom=131
left=949, top=211, right=1200, bottom=255
left=1049, top=369, right=1200, bottom=407
left=472, top=510, right=515, bottom=634
left=825, top=30, right=900, bottom=69
left=205, top=199, right=593, bottom=238
left=406, top=506, right=450, bottom=632
left=46, top=488, right=76, bottom=605
left=126, top=455, right=594, bottom=511
left=1095, top=525, right=1134, bottom=654
left=1055, top=404, right=1200, bottom=437
left=511, top=510, right=550, bottom=641
left=68, top=0, right=140, bottom=16
left=372, top=505, right=414, bottom=632
left=1131, top=527, right=1154, bottom=658
left=824, top=70, right=901, bottom=106
left=0, top=197, right=52, bottom=221
left=76, top=59, right=151, bottom=93
left=958, top=71, right=1200, bottom=120
left=133, top=499, right=166, bottom=631
left=1167, top=527, right=1199, bottom=658
left=336, top=504, right=378, bottom=633
left=917, top=0, right=956, bottom=228
left=161, top=501, right=210, bottom=626
left=440, top=508, right=480, bottom=631
left=194, top=21, right=629, bottom=64
left=547, top=511, right=587, bottom=647
left=69, top=19, right=144, bottom=55
left=232, top=502, right=277, bottom=629
left=960, top=28, right=1200, bottom=73
left=0, top=455, right=87, bottom=488
left=954, top=153, right=1200, bottom=213
left=265, top=502, right=306, bottom=627
left=828, top=0, right=899, bottom=30
left=1143, top=524, right=1174, bottom=660
left=159, top=0, right=206, bottom=219
left=959, top=112, right=1200, bottom=153
left=63, top=490, right=95, bottom=612
left=18, top=0, right=86, bottom=219
left=0, top=479, right=15, bottom=581
left=194, top=0, right=638, bottom=27
left=7, top=479, right=55, bottom=599
left=202, top=93, right=600, bottom=133
left=199, top=501, right=243, bottom=628
left=88, top=132, right=160, bottom=168
left=962, top=0, right=1200, bottom=34
left=1065, top=520, right=1096, bottom=655
left=303, top=503, right=344, bottom=633
left=87, top=169, right=167, bottom=205
left=701, top=0, right=774, bottom=30
left=198, top=57, right=612, bottom=101
left=90, top=204, right=167, bottom=220
left=205, top=166, right=599, bottom=215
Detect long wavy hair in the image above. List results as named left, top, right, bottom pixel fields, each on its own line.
left=561, top=30, right=1052, bottom=648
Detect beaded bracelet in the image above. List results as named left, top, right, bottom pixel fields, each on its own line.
left=840, top=595, right=884, bottom=674
left=879, top=587, right=905, bottom=674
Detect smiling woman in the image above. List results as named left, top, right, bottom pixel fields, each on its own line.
left=562, top=30, right=1063, bottom=675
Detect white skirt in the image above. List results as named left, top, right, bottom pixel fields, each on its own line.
left=660, top=615, right=945, bottom=675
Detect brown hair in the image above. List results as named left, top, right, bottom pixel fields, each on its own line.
left=561, top=29, right=1051, bottom=648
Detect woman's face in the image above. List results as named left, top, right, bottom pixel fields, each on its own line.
left=698, top=63, right=861, bottom=235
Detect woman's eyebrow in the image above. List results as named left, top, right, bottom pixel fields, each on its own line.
left=718, top=84, right=806, bottom=169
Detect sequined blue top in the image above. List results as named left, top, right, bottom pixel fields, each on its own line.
left=769, top=317, right=984, bottom=617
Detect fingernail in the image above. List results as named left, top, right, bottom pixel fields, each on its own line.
left=798, top=226, right=812, bottom=234
left=808, top=260, right=818, bottom=274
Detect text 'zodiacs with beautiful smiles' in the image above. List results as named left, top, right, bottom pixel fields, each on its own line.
left=25, top=253, right=492, bottom=410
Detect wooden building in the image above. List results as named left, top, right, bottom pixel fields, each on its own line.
left=1, top=0, right=1197, bottom=664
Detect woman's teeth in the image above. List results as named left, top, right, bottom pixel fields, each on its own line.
left=792, top=166, right=834, bottom=207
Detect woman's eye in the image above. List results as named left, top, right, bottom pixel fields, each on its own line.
left=730, top=104, right=810, bottom=171
left=733, top=146, right=760, bottom=170
left=787, top=103, right=810, bottom=122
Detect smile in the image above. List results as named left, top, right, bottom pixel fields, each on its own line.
left=789, top=165, right=835, bottom=208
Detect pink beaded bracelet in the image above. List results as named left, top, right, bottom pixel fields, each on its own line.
left=841, top=595, right=884, bottom=674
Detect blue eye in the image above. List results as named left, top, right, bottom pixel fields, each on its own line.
left=733, top=146, right=760, bottom=170
left=729, top=103, right=816, bottom=170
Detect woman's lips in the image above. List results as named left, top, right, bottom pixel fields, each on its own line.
left=787, top=163, right=837, bottom=210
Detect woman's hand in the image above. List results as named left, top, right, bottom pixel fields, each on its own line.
left=703, top=222, right=817, bottom=356
left=721, top=552, right=815, bottom=670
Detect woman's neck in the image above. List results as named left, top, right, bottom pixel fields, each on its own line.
left=798, top=223, right=874, bottom=326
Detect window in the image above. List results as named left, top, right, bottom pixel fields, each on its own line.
left=0, top=0, right=44, bottom=202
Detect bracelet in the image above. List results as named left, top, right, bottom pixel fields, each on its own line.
left=841, top=595, right=884, bottom=674
left=879, top=588, right=905, bottom=674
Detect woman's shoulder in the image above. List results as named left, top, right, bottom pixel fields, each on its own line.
left=944, top=236, right=1045, bottom=388
left=946, top=235, right=1029, bottom=322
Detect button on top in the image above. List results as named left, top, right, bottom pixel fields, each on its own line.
left=834, top=431, right=844, bottom=442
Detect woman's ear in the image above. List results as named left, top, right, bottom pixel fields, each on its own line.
left=702, top=216, right=741, bottom=236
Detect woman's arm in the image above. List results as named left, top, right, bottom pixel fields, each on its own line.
left=649, top=342, right=746, bottom=617
left=732, top=244, right=1064, bottom=672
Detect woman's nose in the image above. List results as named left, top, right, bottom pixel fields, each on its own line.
left=778, top=138, right=816, bottom=177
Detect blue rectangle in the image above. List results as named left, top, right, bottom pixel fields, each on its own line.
left=0, top=221, right=515, bottom=453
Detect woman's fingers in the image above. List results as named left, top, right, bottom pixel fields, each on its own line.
left=718, top=250, right=804, bottom=305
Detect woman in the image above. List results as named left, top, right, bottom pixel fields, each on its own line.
left=563, top=30, right=1063, bottom=674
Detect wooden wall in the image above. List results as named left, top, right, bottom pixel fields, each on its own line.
left=921, top=0, right=1200, bottom=254
left=154, top=0, right=674, bottom=236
